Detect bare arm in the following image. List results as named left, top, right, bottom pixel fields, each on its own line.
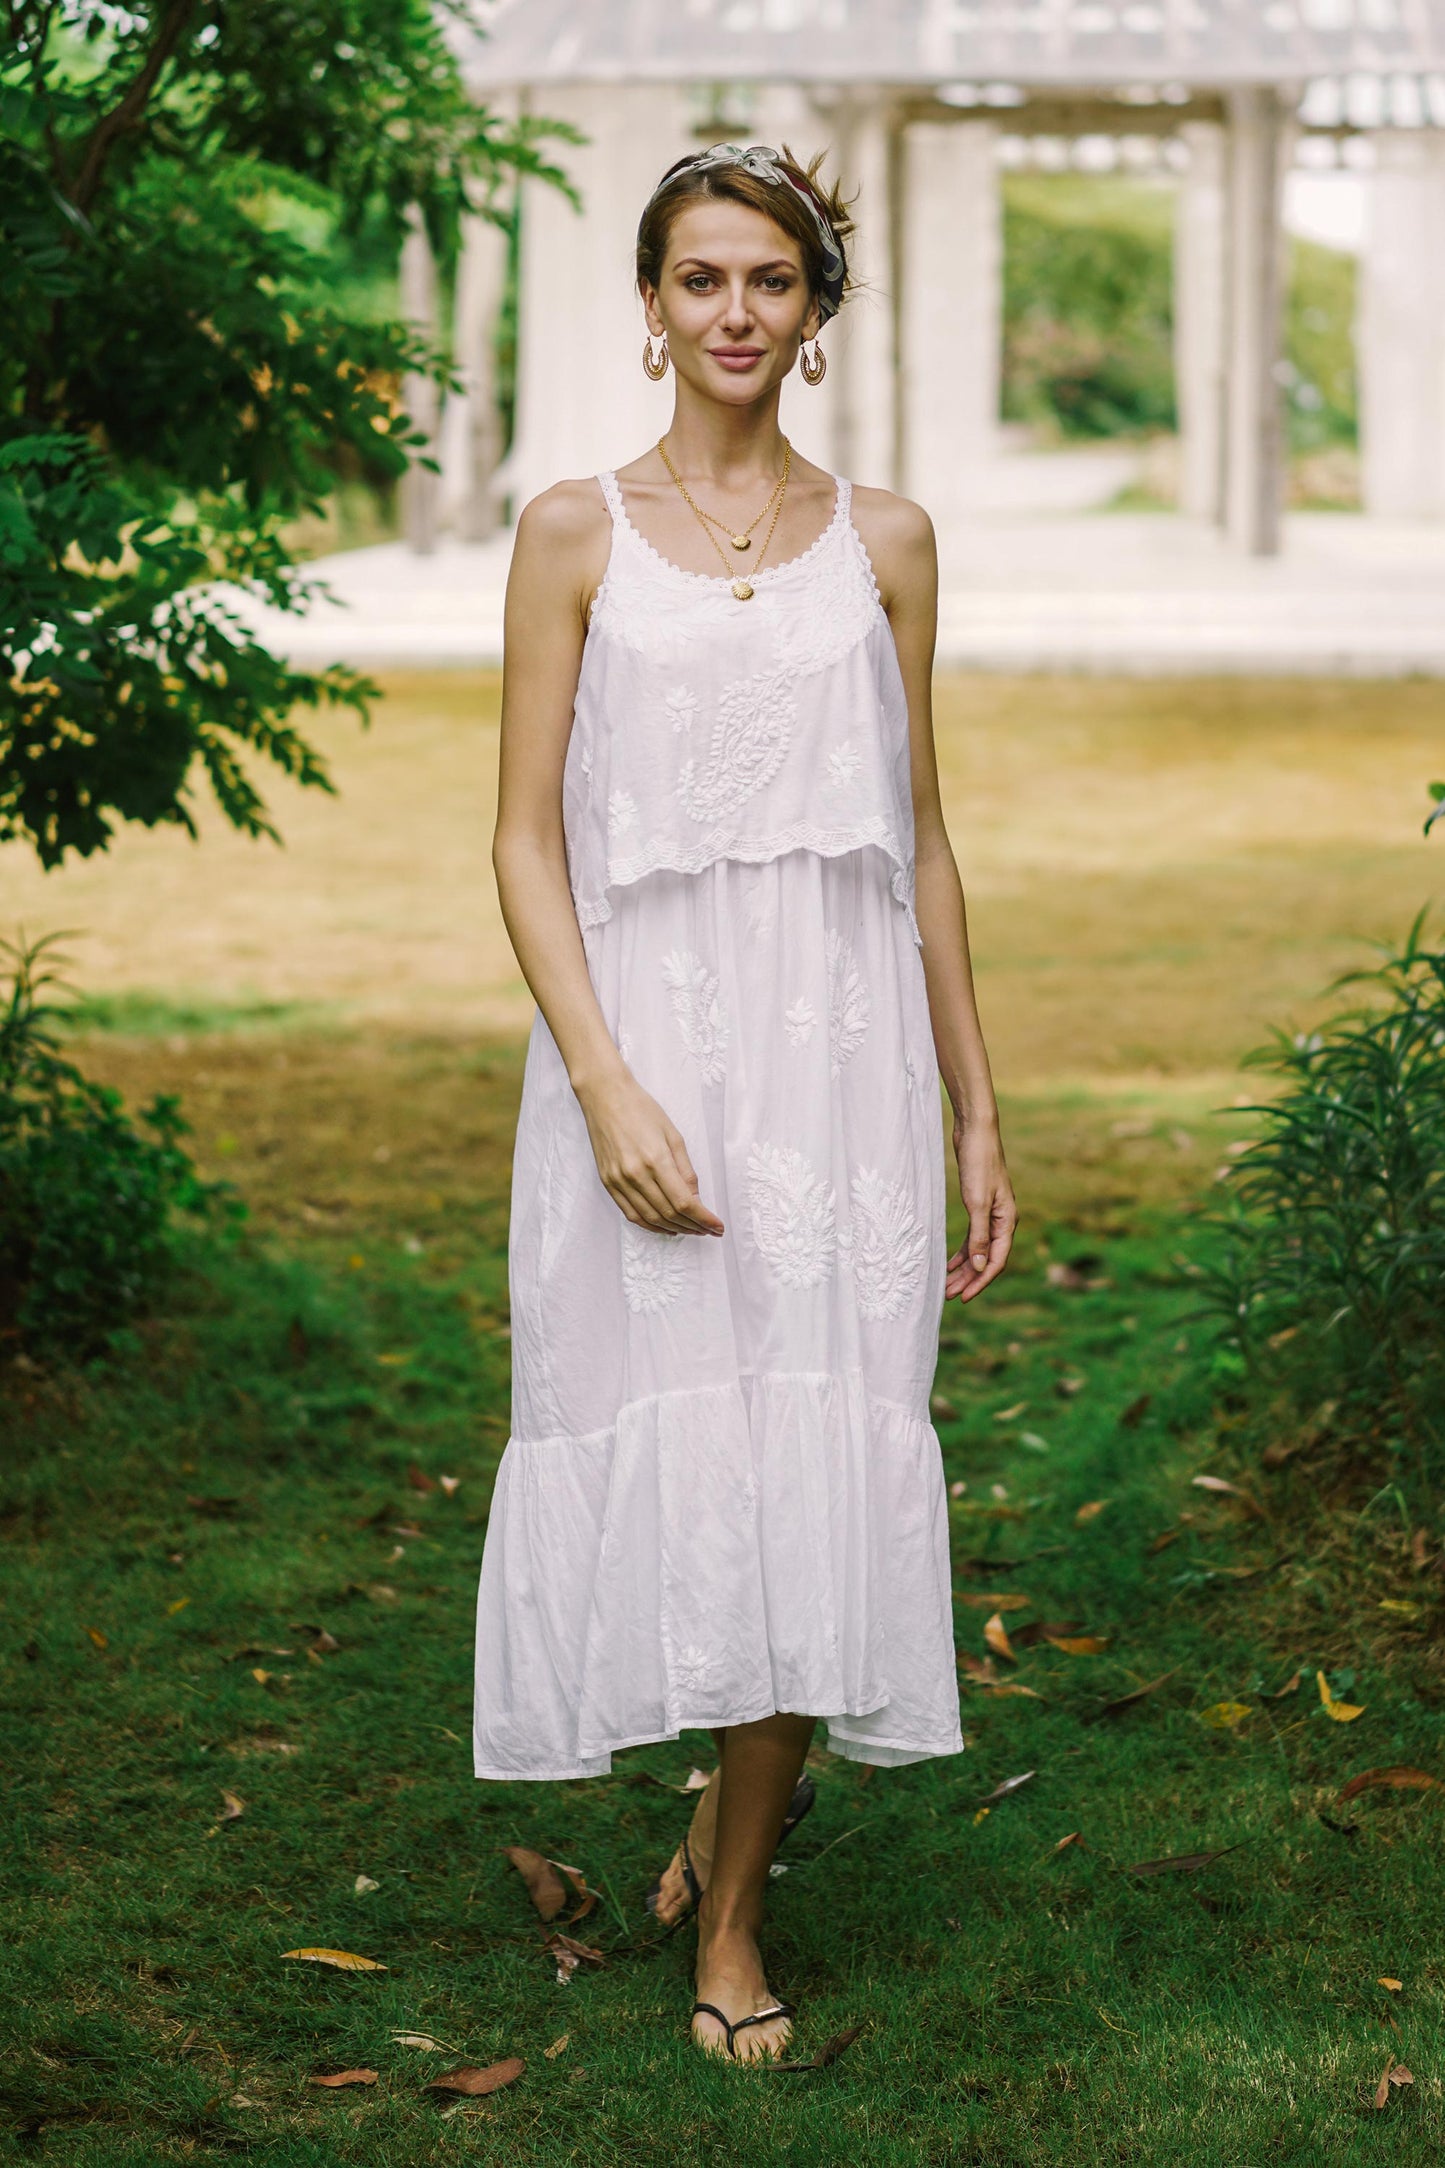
left=491, top=482, right=724, bottom=1238
left=853, top=486, right=1018, bottom=1302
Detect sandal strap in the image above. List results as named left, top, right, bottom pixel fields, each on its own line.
left=729, top=2000, right=795, bottom=2032
left=689, top=2000, right=737, bottom=2055
left=679, top=1829, right=704, bottom=1909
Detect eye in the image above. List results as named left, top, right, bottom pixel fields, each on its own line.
left=684, top=272, right=715, bottom=292
left=760, top=274, right=793, bottom=291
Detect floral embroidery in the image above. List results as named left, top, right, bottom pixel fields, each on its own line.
left=784, top=995, right=817, bottom=1048
left=620, top=1219, right=686, bottom=1313
left=607, top=787, right=638, bottom=838
left=664, top=686, right=698, bottom=734
left=847, top=1167, right=929, bottom=1320
left=617, top=1026, right=634, bottom=1063
left=675, top=672, right=796, bottom=824
left=660, top=948, right=729, bottom=1083
left=671, top=1641, right=714, bottom=1695
left=904, top=1050, right=919, bottom=1094
left=827, top=739, right=861, bottom=787
left=746, top=1139, right=836, bottom=1288
left=825, top=927, right=870, bottom=1076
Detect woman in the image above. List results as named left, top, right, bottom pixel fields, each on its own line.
left=475, top=141, right=1016, bottom=2063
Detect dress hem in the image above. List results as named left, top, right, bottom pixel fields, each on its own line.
left=474, top=1707, right=966, bottom=1783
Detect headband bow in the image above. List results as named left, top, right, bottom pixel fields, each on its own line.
left=643, top=142, right=846, bottom=325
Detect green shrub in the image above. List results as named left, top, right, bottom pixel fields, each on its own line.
left=1198, top=910, right=1445, bottom=1503
left=0, top=937, right=238, bottom=1355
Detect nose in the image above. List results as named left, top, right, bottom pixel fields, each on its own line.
left=719, top=279, right=753, bottom=333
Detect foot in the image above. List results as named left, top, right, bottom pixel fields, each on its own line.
left=690, top=1896, right=794, bottom=2064
left=650, top=1768, right=719, bottom=1927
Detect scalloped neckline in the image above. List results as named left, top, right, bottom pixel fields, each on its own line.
left=606, top=472, right=847, bottom=591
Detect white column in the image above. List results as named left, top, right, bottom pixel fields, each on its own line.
left=1222, top=88, right=1289, bottom=556
left=1174, top=121, right=1228, bottom=522
left=399, top=202, right=441, bottom=554
left=438, top=188, right=512, bottom=540
left=826, top=89, right=898, bottom=490
left=1359, top=131, right=1445, bottom=518
left=507, top=85, right=695, bottom=517
left=898, top=120, right=1001, bottom=547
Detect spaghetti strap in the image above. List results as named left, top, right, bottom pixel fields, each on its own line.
left=596, top=470, right=626, bottom=525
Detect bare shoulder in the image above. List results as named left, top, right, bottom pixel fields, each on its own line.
left=508, top=477, right=611, bottom=626
left=849, top=485, right=936, bottom=614
left=513, top=476, right=610, bottom=553
left=850, top=484, right=935, bottom=556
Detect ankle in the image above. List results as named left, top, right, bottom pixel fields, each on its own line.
left=697, top=1890, right=762, bottom=1942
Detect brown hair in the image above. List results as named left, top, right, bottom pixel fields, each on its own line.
left=635, top=142, right=856, bottom=319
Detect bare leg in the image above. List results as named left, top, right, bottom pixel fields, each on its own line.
left=691, top=1711, right=816, bottom=2061
left=649, top=1727, right=729, bottom=1927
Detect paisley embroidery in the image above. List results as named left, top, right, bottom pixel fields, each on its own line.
left=784, top=995, right=817, bottom=1048
left=746, top=1140, right=836, bottom=1289
left=848, top=1167, right=929, bottom=1320
left=827, top=740, right=861, bottom=787
left=660, top=947, right=729, bottom=1083
left=620, top=1219, right=686, bottom=1313
left=826, top=927, right=870, bottom=1076
left=676, top=672, right=796, bottom=824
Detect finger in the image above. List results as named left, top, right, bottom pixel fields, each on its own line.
left=619, top=1168, right=706, bottom=1236
left=664, top=1131, right=725, bottom=1234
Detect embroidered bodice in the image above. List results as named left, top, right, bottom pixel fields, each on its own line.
left=562, top=470, right=922, bottom=949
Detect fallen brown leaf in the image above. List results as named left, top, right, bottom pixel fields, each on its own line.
left=1266, top=1669, right=1302, bottom=1699
left=1083, top=1669, right=1177, bottom=1725
left=439, top=1475, right=461, bottom=1497
left=954, top=1591, right=1031, bottom=1612
left=542, top=2034, right=570, bottom=2059
left=218, top=1791, right=245, bottom=1823
left=426, top=2059, right=525, bottom=2097
left=1379, top=1977, right=1403, bottom=1993
left=1046, top=1635, right=1112, bottom=1657
left=1122, top=1844, right=1240, bottom=1877
left=308, top=2069, right=377, bottom=2089
left=407, top=1466, right=438, bottom=1494
left=1373, top=2056, right=1414, bottom=2110
left=1013, top=1618, right=1085, bottom=1649
left=1074, top=1500, right=1110, bottom=1526
left=979, top=1771, right=1036, bottom=1807
left=1120, top=1393, right=1152, bottom=1429
left=957, top=1651, right=999, bottom=1685
left=978, top=1682, right=1045, bottom=1700
left=503, top=1846, right=569, bottom=1922
left=1052, top=1831, right=1086, bottom=1853
left=1191, top=1474, right=1264, bottom=1517
left=280, top=1948, right=386, bottom=1971
left=85, top=1626, right=108, bottom=1650
left=1338, top=1766, right=1443, bottom=1804
left=543, top=1932, right=606, bottom=1984
left=1147, top=1528, right=1181, bottom=1555
left=984, top=1613, right=1018, bottom=1663
left=761, top=2022, right=865, bottom=2074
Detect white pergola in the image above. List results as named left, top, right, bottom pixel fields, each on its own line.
left=410, top=0, right=1445, bottom=559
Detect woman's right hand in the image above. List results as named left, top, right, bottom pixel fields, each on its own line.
left=576, top=1068, right=725, bottom=1236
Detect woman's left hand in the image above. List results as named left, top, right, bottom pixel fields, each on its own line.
left=945, top=1120, right=1017, bottom=1303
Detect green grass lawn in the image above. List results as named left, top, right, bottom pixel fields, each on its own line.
left=4, top=1056, right=1442, bottom=2164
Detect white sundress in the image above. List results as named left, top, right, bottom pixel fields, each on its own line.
left=472, top=468, right=965, bottom=1780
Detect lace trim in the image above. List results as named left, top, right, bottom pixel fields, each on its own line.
left=600, top=470, right=850, bottom=594
left=573, top=828, right=923, bottom=949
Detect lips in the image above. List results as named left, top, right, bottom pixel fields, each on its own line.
left=708, top=347, right=764, bottom=369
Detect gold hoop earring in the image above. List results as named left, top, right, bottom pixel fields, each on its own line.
left=642, top=333, right=669, bottom=381
left=800, top=338, right=826, bottom=386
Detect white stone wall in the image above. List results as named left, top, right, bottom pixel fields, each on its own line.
left=1359, top=131, right=1445, bottom=519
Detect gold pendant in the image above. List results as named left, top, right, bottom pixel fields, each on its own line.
left=731, top=534, right=751, bottom=550
left=731, top=579, right=754, bottom=601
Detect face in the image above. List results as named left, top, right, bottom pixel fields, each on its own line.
left=640, top=198, right=822, bottom=403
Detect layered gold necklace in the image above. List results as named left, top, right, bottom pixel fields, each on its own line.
left=656, top=437, right=792, bottom=601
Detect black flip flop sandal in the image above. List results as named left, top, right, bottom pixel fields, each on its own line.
left=645, top=1770, right=818, bottom=1922
left=689, top=1996, right=796, bottom=2060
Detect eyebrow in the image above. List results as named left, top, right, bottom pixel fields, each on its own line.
left=671, top=256, right=798, bottom=276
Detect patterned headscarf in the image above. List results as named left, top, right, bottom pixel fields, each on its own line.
left=642, top=142, right=846, bottom=324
